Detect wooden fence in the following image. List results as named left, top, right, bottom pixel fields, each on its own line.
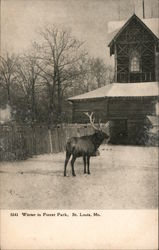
left=0, top=124, right=97, bottom=161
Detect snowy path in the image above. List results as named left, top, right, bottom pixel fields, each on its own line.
left=0, top=145, right=158, bottom=209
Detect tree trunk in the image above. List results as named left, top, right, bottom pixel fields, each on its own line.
left=57, top=69, right=62, bottom=122
left=48, top=77, right=56, bottom=125
left=57, top=80, right=61, bottom=121
left=31, top=82, right=36, bottom=124
left=7, top=85, right=11, bottom=104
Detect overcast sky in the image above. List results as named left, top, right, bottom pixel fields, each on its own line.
left=1, top=0, right=159, bottom=63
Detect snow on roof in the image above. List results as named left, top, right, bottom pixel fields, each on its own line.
left=0, top=104, right=12, bottom=124
left=147, top=116, right=159, bottom=126
left=68, top=82, right=159, bottom=101
left=107, top=16, right=159, bottom=44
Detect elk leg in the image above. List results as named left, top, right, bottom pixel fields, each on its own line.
left=83, top=156, right=86, bottom=174
left=87, top=156, right=90, bottom=174
left=64, top=151, right=71, bottom=176
left=71, top=156, right=76, bottom=176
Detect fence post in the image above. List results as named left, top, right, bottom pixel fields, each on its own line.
left=48, top=128, right=53, bottom=153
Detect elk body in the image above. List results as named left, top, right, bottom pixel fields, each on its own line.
left=64, top=113, right=109, bottom=176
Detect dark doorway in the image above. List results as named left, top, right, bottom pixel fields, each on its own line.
left=109, top=119, right=128, bottom=144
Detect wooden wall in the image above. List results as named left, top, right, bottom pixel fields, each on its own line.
left=73, top=99, right=108, bottom=123
left=72, top=98, right=156, bottom=123
left=108, top=99, right=156, bottom=118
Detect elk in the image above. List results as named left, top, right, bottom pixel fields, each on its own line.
left=64, top=112, right=109, bottom=176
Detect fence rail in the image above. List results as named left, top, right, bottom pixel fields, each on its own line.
left=0, top=124, right=98, bottom=161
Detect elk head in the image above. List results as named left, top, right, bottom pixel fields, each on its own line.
left=84, top=112, right=109, bottom=141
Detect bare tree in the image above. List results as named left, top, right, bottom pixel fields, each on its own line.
left=0, top=53, right=18, bottom=104
left=67, top=57, right=114, bottom=96
left=36, top=25, right=86, bottom=123
left=16, top=48, right=42, bottom=123
left=85, top=58, right=114, bottom=89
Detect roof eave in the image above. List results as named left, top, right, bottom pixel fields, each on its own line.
left=68, top=95, right=159, bottom=102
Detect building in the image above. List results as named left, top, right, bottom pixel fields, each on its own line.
left=108, top=14, right=159, bottom=83
left=0, top=104, right=12, bottom=124
left=68, top=14, right=159, bottom=145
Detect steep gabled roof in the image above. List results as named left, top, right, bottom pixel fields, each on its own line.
left=108, top=14, right=159, bottom=54
left=68, top=82, right=159, bottom=101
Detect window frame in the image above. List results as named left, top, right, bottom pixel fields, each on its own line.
left=129, top=50, right=141, bottom=73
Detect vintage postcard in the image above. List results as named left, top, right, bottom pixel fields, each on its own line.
left=0, top=0, right=158, bottom=249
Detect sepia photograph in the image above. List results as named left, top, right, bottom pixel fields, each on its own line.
left=0, top=0, right=158, bottom=248
left=0, top=0, right=158, bottom=210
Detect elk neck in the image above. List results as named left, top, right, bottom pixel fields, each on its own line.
left=91, top=132, right=105, bottom=150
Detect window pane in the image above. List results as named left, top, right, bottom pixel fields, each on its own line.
left=130, top=51, right=140, bottom=72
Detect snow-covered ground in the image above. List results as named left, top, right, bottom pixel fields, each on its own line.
left=0, top=145, right=158, bottom=209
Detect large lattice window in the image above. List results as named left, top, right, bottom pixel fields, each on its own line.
left=130, top=51, right=140, bottom=72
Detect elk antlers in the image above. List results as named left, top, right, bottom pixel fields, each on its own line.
left=84, top=112, right=101, bottom=130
